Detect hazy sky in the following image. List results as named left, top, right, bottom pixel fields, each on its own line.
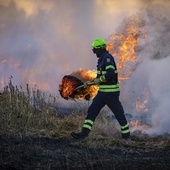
left=0, top=0, right=141, bottom=90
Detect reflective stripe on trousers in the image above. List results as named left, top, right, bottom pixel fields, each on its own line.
left=83, top=119, right=94, bottom=130
left=121, top=124, right=130, bottom=135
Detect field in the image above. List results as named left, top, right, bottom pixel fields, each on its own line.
left=0, top=82, right=170, bottom=169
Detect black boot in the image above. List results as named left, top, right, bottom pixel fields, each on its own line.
left=71, top=128, right=90, bottom=139
left=122, top=132, right=130, bottom=140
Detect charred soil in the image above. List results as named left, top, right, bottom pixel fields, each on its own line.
left=0, top=135, right=170, bottom=170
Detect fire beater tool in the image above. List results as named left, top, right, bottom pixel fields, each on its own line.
left=74, top=81, right=95, bottom=91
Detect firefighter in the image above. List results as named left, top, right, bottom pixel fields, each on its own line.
left=71, top=37, right=130, bottom=139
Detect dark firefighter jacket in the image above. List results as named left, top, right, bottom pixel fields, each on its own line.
left=96, top=51, right=120, bottom=92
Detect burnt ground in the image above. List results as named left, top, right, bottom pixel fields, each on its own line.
left=0, top=135, right=170, bottom=170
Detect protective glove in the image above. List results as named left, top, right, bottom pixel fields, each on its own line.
left=93, top=75, right=106, bottom=84
left=84, top=81, right=92, bottom=88
left=93, top=78, right=101, bottom=84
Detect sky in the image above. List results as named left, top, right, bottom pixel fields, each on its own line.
left=0, top=0, right=170, bottom=135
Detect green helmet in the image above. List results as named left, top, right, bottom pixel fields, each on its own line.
left=92, top=37, right=106, bottom=49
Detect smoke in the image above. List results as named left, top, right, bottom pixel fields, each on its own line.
left=0, top=0, right=170, bottom=135
left=122, top=0, right=170, bottom=135
left=139, top=0, right=170, bottom=59
left=140, top=0, right=170, bottom=134
left=147, top=57, right=170, bottom=134
left=0, top=0, right=141, bottom=92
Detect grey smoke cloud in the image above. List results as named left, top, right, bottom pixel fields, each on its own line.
left=0, top=0, right=140, bottom=92
left=139, top=0, right=170, bottom=59
left=122, top=0, right=170, bottom=134
left=147, top=57, right=170, bottom=134
left=126, top=56, right=170, bottom=135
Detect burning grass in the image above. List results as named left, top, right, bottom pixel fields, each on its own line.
left=59, top=71, right=98, bottom=100
left=0, top=81, right=170, bottom=169
left=0, top=81, right=169, bottom=145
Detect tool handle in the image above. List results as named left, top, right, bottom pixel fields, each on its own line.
left=74, top=81, right=95, bottom=91
left=86, top=81, right=95, bottom=85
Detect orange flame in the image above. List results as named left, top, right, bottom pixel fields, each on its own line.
left=107, top=16, right=146, bottom=80
left=134, top=88, right=150, bottom=113
left=59, top=16, right=147, bottom=102
left=70, top=69, right=98, bottom=99
left=129, top=118, right=149, bottom=129
left=70, top=69, right=97, bottom=82
left=59, top=70, right=98, bottom=100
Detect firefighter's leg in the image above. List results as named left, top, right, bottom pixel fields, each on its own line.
left=105, top=92, right=130, bottom=139
left=71, top=92, right=105, bottom=139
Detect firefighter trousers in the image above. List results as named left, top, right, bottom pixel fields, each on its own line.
left=86, top=91, right=128, bottom=127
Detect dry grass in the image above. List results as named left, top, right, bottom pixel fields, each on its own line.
left=0, top=81, right=170, bottom=170
left=0, top=80, right=170, bottom=149
left=0, top=80, right=84, bottom=139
